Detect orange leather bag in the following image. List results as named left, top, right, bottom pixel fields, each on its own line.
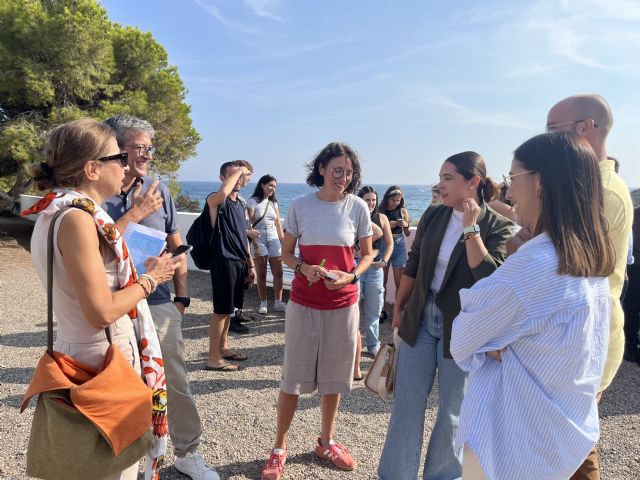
left=20, top=208, right=153, bottom=480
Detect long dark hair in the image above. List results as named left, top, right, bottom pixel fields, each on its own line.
left=251, top=174, right=278, bottom=203
left=305, top=142, right=362, bottom=194
left=513, top=132, right=614, bottom=277
left=444, top=151, right=498, bottom=203
left=378, top=185, right=405, bottom=213
left=358, top=186, right=378, bottom=215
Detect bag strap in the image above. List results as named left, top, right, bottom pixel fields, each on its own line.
left=251, top=199, right=272, bottom=228
left=47, top=207, right=112, bottom=356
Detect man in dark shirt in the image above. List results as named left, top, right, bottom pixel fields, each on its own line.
left=205, top=161, right=256, bottom=371
left=103, top=115, right=220, bottom=480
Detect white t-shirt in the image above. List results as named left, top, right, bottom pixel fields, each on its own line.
left=246, top=197, right=279, bottom=229
left=430, top=209, right=464, bottom=292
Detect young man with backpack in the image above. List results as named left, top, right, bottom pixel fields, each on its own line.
left=204, top=161, right=256, bottom=371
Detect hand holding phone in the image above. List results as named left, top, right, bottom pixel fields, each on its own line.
left=323, top=271, right=339, bottom=281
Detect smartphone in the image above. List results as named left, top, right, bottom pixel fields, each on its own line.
left=323, top=271, right=339, bottom=281
left=171, top=244, right=193, bottom=257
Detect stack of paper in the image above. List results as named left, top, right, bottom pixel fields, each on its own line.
left=122, top=223, right=167, bottom=275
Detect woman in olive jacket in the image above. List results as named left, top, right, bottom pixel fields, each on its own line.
left=378, top=152, right=514, bottom=480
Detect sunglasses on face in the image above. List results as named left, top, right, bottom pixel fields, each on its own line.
left=97, top=152, right=129, bottom=167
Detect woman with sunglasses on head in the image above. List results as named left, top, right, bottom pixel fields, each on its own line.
left=450, top=132, right=615, bottom=479
left=378, top=152, right=513, bottom=480
left=353, top=186, right=394, bottom=379
left=261, top=142, right=373, bottom=480
left=23, top=119, right=177, bottom=480
left=378, top=185, right=411, bottom=321
left=247, top=174, right=287, bottom=315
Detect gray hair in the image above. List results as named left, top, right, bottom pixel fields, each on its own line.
left=104, top=115, right=155, bottom=146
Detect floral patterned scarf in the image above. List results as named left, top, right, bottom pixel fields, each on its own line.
left=23, top=189, right=167, bottom=480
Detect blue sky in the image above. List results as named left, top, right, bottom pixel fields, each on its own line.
left=101, top=0, right=640, bottom=187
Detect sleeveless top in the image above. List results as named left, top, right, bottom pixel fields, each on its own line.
left=371, top=212, right=383, bottom=250
left=30, top=209, right=134, bottom=345
left=385, top=207, right=403, bottom=234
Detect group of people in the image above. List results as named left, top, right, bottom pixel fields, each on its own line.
left=22, top=91, right=634, bottom=480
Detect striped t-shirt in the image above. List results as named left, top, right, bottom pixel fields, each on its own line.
left=285, top=192, right=372, bottom=310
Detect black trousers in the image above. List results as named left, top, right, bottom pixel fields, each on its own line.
left=623, top=264, right=640, bottom=347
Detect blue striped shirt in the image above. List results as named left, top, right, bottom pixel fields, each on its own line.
left=450, top=233, right=610, bottom=480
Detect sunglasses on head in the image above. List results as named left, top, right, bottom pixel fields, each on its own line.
left=97, top=152, right=128, bottom=167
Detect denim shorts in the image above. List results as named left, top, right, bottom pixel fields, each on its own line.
left=253, top=226, right=282, bottom=257
left=380, top=234, right=408, bottom=268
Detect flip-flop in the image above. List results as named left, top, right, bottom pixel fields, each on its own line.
left=354, top=375, right=364, bottom=381
left=204, top=363, right=239, bottom=372
left=222, top=352, right=248, bottom=361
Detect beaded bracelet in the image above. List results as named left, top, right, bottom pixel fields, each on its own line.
left=140, top=273, right=157, bottom=293
left=136, top=280, right=150, bottom=298
left=464, top=232, right=480, bottom=241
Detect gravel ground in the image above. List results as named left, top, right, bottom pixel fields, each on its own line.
left=1, top=216, right=639, bottom=479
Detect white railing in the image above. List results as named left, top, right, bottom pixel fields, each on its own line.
left=20, top=194, right=414, bottom=300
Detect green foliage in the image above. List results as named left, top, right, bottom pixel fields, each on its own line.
left=174, top=192, right=202, bottom=213
left=0, top=0, right=200, bottom=208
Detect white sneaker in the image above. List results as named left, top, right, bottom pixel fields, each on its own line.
left=273, top=300, right=287, bottom=312
left=258, top=301, right=268, bottom=315
left=175, top=451, right=220, bottom=480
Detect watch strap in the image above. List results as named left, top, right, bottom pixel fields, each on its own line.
left=463, top=224, right=480, bottom=235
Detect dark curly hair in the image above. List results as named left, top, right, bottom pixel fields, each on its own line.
left=305, top=142, right=361, bottom=194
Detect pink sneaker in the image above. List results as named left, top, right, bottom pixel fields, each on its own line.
left=261, top=449, right=287, bottom=480
left=314, top=437, right=357, bottom=471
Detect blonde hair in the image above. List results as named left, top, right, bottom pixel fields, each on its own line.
left=29, top=119, right=115, bottom=191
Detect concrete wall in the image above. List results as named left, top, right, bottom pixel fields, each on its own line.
left=20, top=194, right=415, bottom=302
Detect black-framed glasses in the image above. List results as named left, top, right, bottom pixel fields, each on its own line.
left=97, top=152, right=129, bottom=167
left=331, top=167, right=355, bottom=179
left=125, top=145, right=156, bottom=156
left=502, top=170, right=535, bottom=188
left=546, top=119, right=598, bottom=133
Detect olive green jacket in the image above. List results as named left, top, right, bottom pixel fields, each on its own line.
left=398, top=203, right=514, bottom=358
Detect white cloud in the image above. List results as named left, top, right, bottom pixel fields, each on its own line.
left=192, top=0, right=258, bottom=34
left=242, top=0, right=285, bottom=22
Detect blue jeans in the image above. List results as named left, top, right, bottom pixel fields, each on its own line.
left=380, top=234, right=408, bottom=268
left=359, top=266, right=384, bottom=352
left=378, top=296, right=468, bottom=480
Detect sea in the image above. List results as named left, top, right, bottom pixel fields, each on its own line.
left=180, top=181, right=435, bottom=223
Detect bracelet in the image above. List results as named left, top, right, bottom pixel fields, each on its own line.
left=136, top=280, right=150, bottom=298
left=294, top=260, right=303, bottom=275
left=140, top=274, right=157, bottom=293
left=464, top=232, right=480, bottom=241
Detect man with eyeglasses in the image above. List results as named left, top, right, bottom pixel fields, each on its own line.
left=545, top=94, right=633, bottom=480
left=103, top=115, right=220, bottom=480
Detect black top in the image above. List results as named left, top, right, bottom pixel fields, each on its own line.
left=212, top=196, right=249, bottom=261
left=371, top=212, right=383, bottom=251
left=385, top=207, right=403, bottom=234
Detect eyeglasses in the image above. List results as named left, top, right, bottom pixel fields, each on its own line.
left=546, top=119, right=598, bottom=133
left=97, top=152, right=129, bottom=167
left=502, top=170, right=535, bottom=188
left=125, top=145, right=156, bottom=156
left=331, top=167, right=355, bottom=179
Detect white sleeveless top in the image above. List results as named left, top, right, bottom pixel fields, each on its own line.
left=31, top=209, right=134, bottom=345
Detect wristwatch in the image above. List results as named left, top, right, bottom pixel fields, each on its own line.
left=350, top=271, right=360, bottom=284
left=174, top=296, right=191, bottom=308
left=463, top=224, right=480, bottom=235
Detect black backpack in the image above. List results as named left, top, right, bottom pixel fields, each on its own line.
left=186, top=201, right=217, bottom=270
left=186, top=195, right=247, bottom=270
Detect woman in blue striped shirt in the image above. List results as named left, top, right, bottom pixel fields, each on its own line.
left=451, top=132, right=616, bottom=479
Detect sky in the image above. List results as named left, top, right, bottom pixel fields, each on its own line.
left=101, top=0, right=640, bottom=187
